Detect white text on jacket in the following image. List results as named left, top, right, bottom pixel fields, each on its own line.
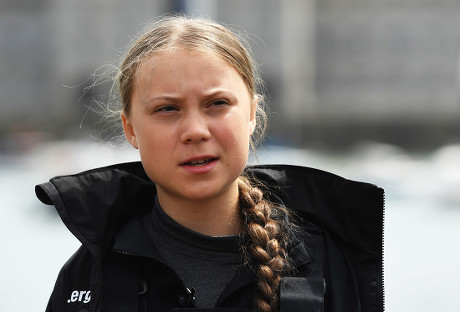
left=67, top=290, right=91, bottom=303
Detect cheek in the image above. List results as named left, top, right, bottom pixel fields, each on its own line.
left=217, top=121, right=251, bottom=159
left=136, top=130, right=162, bottom=151
left=136, top=133, right=172, bottom=184
left=135, top=125, right=174, bottom=164
left=133, top=117, right=173, bottom=147
left=221, top=109, right=252, bottom=136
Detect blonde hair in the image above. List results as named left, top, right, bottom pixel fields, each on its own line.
left=114, top=16, right=292, bottom=312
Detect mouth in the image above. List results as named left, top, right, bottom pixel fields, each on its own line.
left=181, top=157, right=218, bottom=167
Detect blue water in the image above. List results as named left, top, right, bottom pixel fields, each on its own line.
left=1, top=140, right=459, bottom=311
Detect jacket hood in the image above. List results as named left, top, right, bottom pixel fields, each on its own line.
left=36, top=162, right=157, bottom=255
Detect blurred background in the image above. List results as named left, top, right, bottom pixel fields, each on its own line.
left=0, top=0, right=459, bottom=311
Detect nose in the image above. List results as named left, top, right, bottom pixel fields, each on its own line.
left=180, top=111, right=211, bottom=143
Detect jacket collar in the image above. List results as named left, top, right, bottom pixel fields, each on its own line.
left=36, top=161, right=383, bottom=272
left=112, top=214, right=161, bottom=259
left=110, top=203, right=312, bottom=270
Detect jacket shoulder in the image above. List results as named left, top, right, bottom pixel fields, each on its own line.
left=247, top=164, right=384, bottom=247
left=248, top=164, right=385, bottom=311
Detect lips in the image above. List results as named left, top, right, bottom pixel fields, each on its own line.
left=180, top=156, right=218, bottom=167
left=183, top=158, right=215, bottom=166
left=179, top=156, right=219, bottom=174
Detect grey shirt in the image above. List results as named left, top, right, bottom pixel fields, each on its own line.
left=144, top=197, right=244, bottom=308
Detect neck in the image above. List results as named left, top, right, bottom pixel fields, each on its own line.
left=156, top=182, right=241, bottom=236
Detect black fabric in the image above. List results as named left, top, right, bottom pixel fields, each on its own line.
left=109, top=216, right=198, bottom=311
left=101, top=253, right=140, bottom=312
left=248, top=165, right=385, bottom=312
left=170, top=309, right=249, bottom=311
left=323, top=229, right=361, bottom=312
left=279, top=213, right=326, bottom=312
left=106, top=212, right=254, bottom=311
left=146, top=198, right=243, bottom=308
left=281, top=277, right=324, bottom=312
left=37, top=162, right=384, bottom=312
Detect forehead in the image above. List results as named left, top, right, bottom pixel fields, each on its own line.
left=140, top=48, right=243, bottom=82
left=133, top=48, right=250, bottom=97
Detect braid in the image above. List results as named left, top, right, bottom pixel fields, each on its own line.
left=238, top=176, right=291, bottom=312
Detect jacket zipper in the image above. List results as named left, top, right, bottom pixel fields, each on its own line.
left=381, top=189, right=386, bottom=311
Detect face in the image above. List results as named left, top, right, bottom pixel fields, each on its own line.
left=122, top=49, right=257, bottom=205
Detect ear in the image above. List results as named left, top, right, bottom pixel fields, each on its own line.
left=121, top=112, right=138, bottom=149
left=249, top=95, right=258, bottom=135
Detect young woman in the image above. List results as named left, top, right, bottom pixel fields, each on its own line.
left=36, top=16, right=384, bottom=312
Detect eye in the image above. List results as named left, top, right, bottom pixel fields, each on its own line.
left=154, top=105, right=178, bottom=113
left=209, top=99, right=229, bottom=107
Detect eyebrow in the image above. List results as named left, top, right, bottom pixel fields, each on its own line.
left=143, top=89, right=237, bottom=105
left=142, top=95, right=179, bottom=105
left=202, top=89, right=238, bottom=102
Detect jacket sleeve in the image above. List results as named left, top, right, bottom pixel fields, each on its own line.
left=45, top=245, right=94, bottom=312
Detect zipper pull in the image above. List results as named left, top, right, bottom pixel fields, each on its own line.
left=177, top=287, right=196, bottom=306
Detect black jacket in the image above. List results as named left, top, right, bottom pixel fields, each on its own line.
left=36, top=162, right=384, bottom=312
